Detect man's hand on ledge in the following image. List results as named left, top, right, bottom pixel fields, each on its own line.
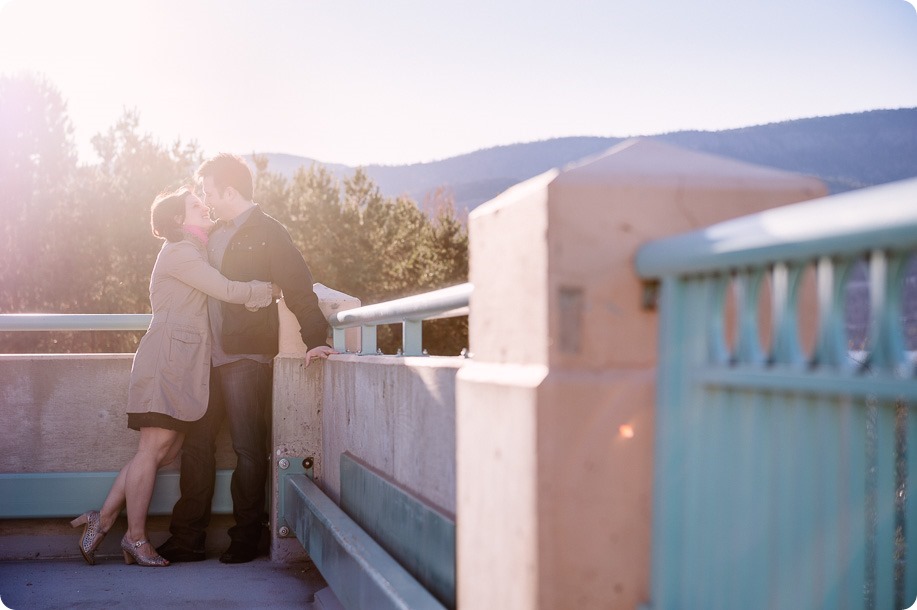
left=305, top=345, right=338, bottom=366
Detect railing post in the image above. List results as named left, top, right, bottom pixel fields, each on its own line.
left=402, top=320, right=423, bottom=356
left=360, top=325, right=377, bottom=355
left=327, top=283, right=470, bottom=356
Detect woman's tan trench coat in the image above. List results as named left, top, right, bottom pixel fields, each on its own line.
left=126, top=237, right=271, bottom=422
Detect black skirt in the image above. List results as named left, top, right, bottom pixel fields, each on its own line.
left=127, top=411, right=192, bottom=433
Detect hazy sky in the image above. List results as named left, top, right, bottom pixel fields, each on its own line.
left=1, top=0, right=916, bottom=167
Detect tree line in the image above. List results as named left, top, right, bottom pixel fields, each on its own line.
left=0, top=74, right=468, bottom=355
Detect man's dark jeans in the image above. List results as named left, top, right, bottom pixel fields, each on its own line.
left=169, top=358, right=273, bottom=551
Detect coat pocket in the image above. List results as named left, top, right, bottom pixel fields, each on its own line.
left=169, top=328, right=204, bottom=362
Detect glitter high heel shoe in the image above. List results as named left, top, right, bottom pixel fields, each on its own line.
left=121, top=535, right=170, bottom=567
left=70, top=510, right=106, bottom=565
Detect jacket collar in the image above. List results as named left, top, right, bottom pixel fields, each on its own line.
left=217, top=204, right=265, bottom=231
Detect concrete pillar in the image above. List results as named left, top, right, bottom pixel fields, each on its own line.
left=456, top=139, right=827, bottom=608
left=270, top=284, right=359, bottom=561
left=277, top=282, right=362, bottom=357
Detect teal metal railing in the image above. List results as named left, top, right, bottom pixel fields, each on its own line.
left=0, top=280, right=470, bottom=518
left=636, top=178, right=917, bottom=610
left=0, top=470, right=235, bottom=519
left=1, top=289, right=463, bottom=607
left=328, top=283, right=471, bottom=356
left=276, top=455, right=449, bottom=609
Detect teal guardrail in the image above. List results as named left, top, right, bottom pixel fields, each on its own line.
left=339, top=453, right=455, bottom=608
left=0, top=470, right=236, bottom=518
left=277, top=457, right=446, bottom=610
left=1, top=294, right=459, bottom=605
left=636, top=178, right=917, bottom=610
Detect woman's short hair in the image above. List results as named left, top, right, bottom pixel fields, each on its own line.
left=150, top=186, right=192, bottom=242
left=195, top=153, right=254, bottom=201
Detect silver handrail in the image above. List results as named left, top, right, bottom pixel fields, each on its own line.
left=0, top=283, right=473, bottom=357
left=0, top=314, right=151, bottom=331
left=328, top=283, right=472, bottom=356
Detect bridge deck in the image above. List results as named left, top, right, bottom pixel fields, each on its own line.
left=0, top=555, right=337, bottom=610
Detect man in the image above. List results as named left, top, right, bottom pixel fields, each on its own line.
left=158, top=153, right=335, bottom=564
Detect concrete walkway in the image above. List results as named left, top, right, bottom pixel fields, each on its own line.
left=0, top=556, right=336, bottom=610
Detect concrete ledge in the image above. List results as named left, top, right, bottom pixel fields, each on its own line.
left=282, top=473, right=445, bottom=610
left=0, top=354, right=238, bottom=474
left=321, top=355, right=461, bottom=513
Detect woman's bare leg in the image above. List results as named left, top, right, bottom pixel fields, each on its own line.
left=98, top=466, right=128, bottom=533
left=123, top=427, right=181, bottom=544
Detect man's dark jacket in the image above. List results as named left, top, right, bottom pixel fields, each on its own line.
left=218, top=206, right=328, bottom=356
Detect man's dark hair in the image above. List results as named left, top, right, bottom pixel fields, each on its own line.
left=195, top=153, right=254, bottom=200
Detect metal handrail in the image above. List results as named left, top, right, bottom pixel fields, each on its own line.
left=635, top=177, right=917, bottom=278
left=0, top=283, right=474, bottom=357
left=0, top=313, right=151, bottom=331
left=328, top=283, right=472, bottom=356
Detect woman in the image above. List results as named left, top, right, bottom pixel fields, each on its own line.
left=70, top=186, right=274, bottom=567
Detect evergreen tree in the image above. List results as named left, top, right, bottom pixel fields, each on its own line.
left=0, top=88, right=201, bottom=352
left=251, top=152, right=290, bottom=219
left=0, top=74, right=77, bottom=312
left=0, top=75, right=470, bottom=355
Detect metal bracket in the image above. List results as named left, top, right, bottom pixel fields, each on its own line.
left=276, top=456, right=314, bottom=537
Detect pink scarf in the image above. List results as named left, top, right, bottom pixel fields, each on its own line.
left=182, top=225, right=210, bottom=246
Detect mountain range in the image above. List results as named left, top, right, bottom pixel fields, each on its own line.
left=256, top=107, right=917, bottom=214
